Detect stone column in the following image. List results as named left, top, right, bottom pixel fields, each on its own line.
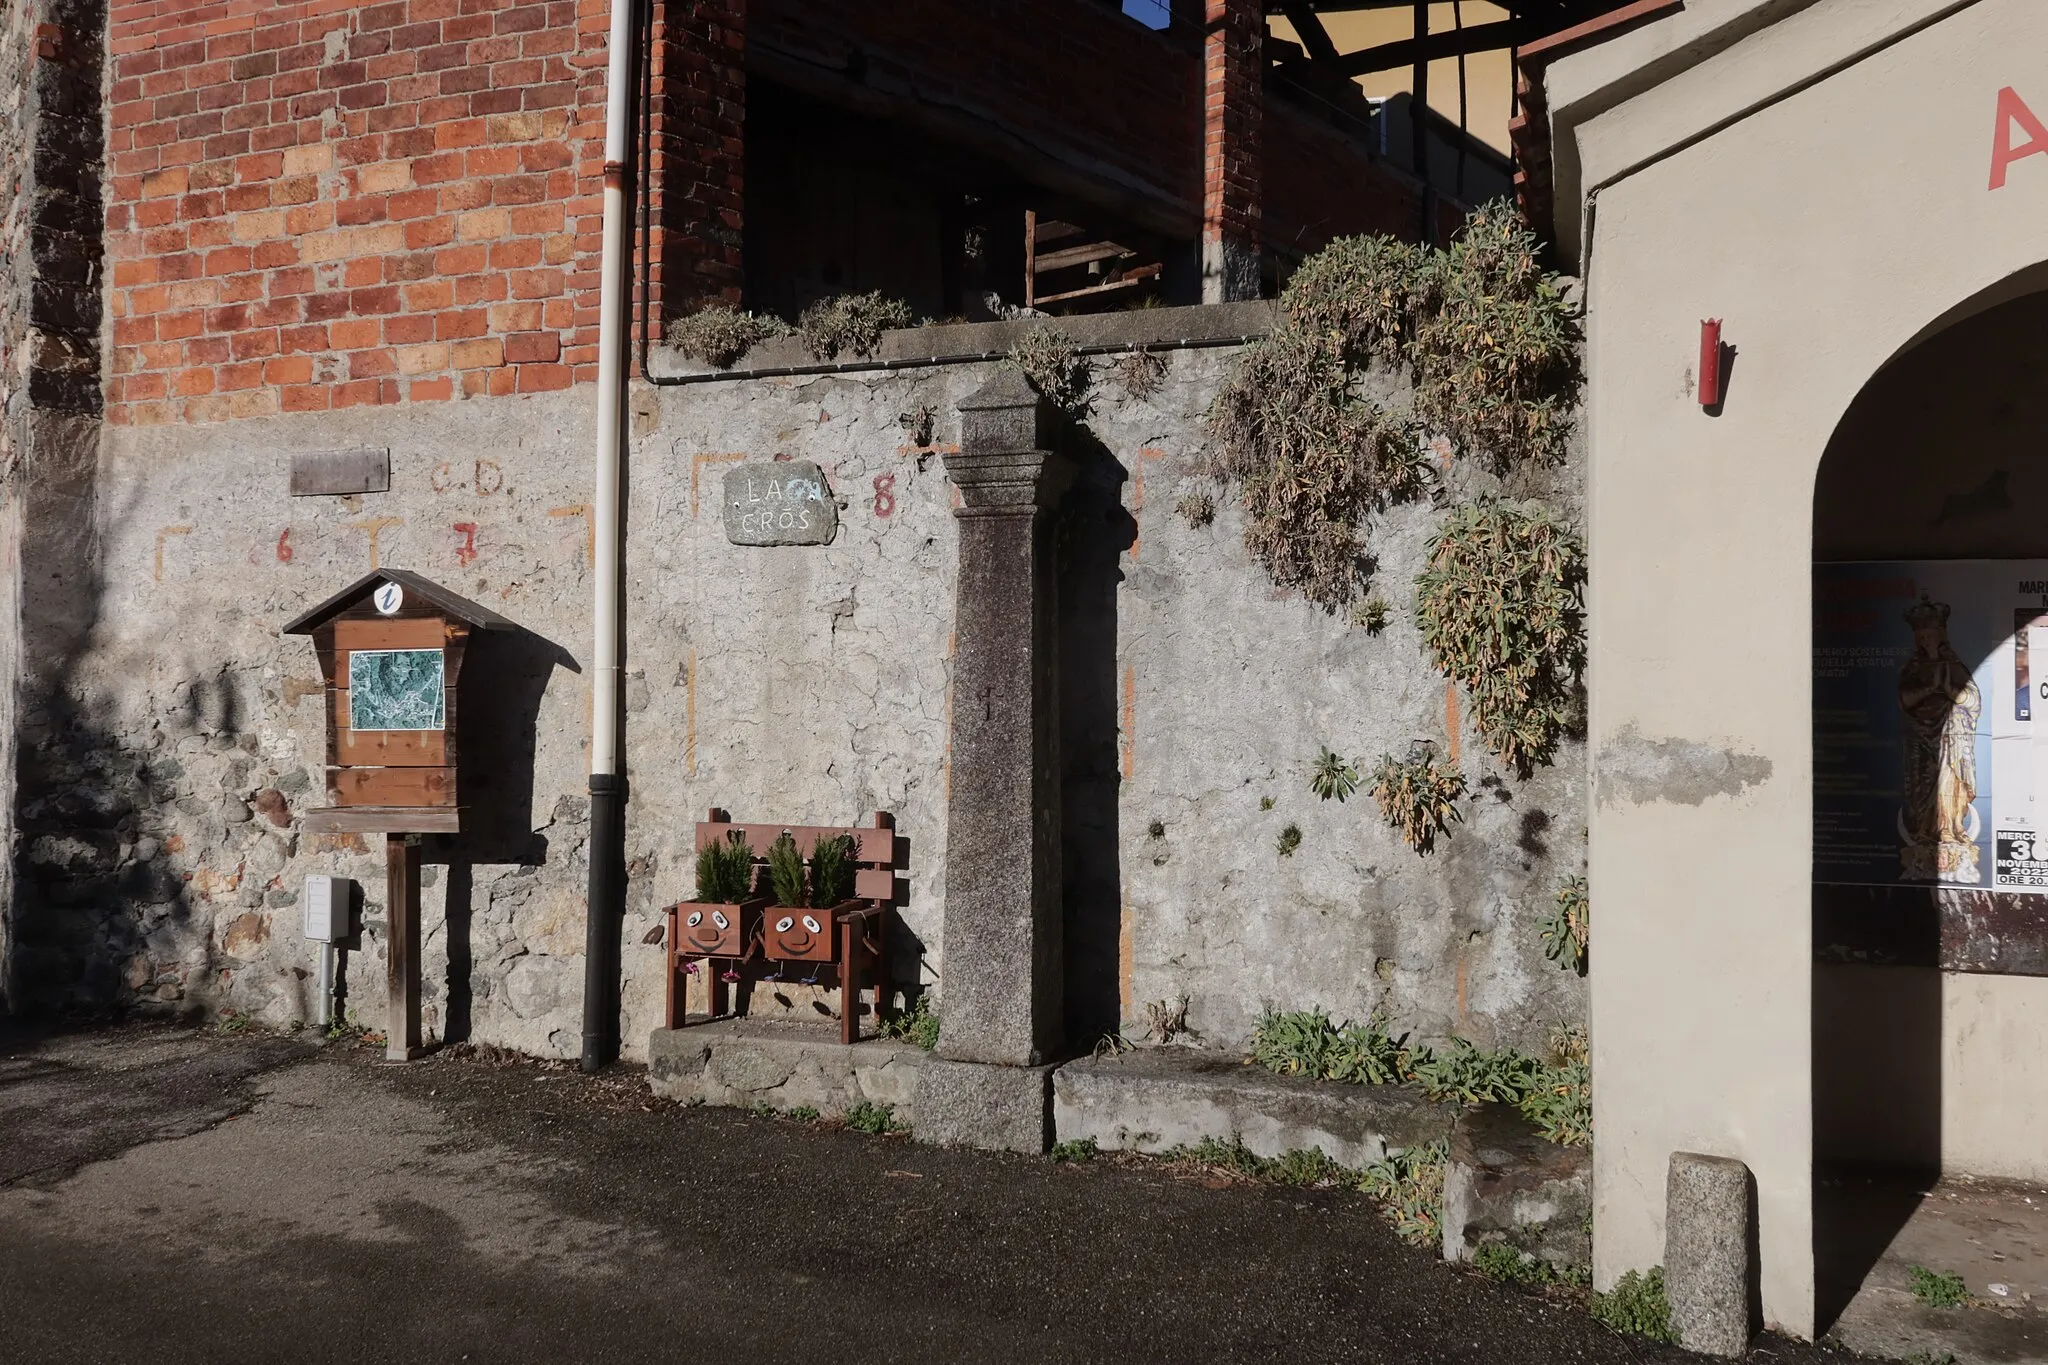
left=913, top=368, right=1072, bottom=1153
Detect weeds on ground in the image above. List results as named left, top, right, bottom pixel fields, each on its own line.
left=786, top=1106, right=820, bottom=1122
left=216, top=1008, right=251, bottom=1034
left=1051, top=1138, right=1098, bottom=1163
left=1473, top=1242, right=1585, bottom=1288
left=844, top=1101, right=904, bottom=1135
left=1904, top=1353, right=1959, bottom=1365
left=882, top=994, right=940, bottom=1052
left=1908, top=1265, right=1971, bottom=1309
left=1591, top=1267, right=1677, bottom=1343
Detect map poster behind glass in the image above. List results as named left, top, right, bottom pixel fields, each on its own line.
left=348, top=648, right=447, bottom=732
left=1814, top=560, right=2048, bottom=893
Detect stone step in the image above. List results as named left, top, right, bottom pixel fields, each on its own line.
left=1051, top=1046, right=1457, bottom=1167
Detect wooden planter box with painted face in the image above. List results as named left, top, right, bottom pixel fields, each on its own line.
left=670, top=898, right=767, bottom=959
left=763, top=901, right=864, bottom=963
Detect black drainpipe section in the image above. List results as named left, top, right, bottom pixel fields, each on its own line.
left=582, top=770, right=627, bottom=1071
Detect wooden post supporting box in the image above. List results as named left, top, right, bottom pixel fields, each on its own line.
left=283, top=570, right=513, bottom=1061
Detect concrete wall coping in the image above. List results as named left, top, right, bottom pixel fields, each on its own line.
left=646, top=301, right=1279, bottom=384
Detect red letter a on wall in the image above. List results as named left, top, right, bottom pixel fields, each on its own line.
left=1990, top=86, right=2048, bottom=190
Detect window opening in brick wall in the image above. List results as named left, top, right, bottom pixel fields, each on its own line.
left=742, top=84, right=1192, bottom=323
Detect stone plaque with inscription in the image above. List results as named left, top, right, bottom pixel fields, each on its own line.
left=723, top=460, right=838, bottom=546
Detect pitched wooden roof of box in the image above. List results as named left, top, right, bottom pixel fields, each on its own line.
left=281, top=568, right=515, bottom=635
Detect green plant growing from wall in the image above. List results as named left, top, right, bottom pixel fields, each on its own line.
left=808, top=833, right=856, bottom=907
left=1358, top=1139, right=1449, bottom=1247
left=1408, top=205, right=1580, bottom=471
left=1415, top=498, right=1587, bottom=776
left=797, top=291, right=917, bottom=360
left=1204, top=204, right=1580, bottom=612
left=1370, top=750, right=1466, bottom=852
left=1354, top=595, right=1391, bottom=635
left=1175, top=492, right=1216, bottom=528
left=1541, top=874, right=1589, bottom=974
left=1247, top=1010, right=1591, bottom=1147
left=1276, top=823, right=1303, bottom=857
left=1114, top=345, right=1166, bottom=400
left=1009, top=326, right=1087, bottom=415
left=694, top=830, right=755, bottom=903
left=667, top=304, right=789, bottom=369
left=1592, top=1267, right=1677, bottom=1343
left=1309, top=746, right=1360, bottom=802
left=766, top=832, right=806, bottom=908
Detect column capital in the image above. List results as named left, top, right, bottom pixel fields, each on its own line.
left=945, top=369, right=1074, bottom=512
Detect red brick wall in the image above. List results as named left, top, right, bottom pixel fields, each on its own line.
left=1202, top=0, right=1260, bottom=268
left=104, top=0, right=742, bottom=425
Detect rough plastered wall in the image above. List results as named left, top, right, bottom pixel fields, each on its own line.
left=52, top=306, right=1584, bottom=1060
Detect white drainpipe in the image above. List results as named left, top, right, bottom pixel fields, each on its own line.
left=582, top=0, right=637, bottom=1072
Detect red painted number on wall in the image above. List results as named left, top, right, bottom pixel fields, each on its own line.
left=873, top=473, right=897, bottom=518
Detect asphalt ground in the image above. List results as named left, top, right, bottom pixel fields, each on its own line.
left=0, top=1021, right=1880, bottom=1365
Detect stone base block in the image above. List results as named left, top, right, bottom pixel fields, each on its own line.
left=1053, top=1047, right=1455, bottom=1166
left=912, top=1056, right=1053, bottom=1154
left=646, top=1019, right=928, bottom=1123
left=1440, top=1102, right=1591, bottom=1272
left=1665, top=1152, right=1756, bottom=1357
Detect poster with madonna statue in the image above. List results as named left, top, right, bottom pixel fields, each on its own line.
left=1814, top=560, right=2048, bottom=893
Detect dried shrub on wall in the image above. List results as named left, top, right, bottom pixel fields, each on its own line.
left=1414, top=499, right=1586, bottom=776
left=1207, top=327, right=1428, bottom=608
left=667, top=305, right=788, bottom=369
left=1409, top=207, right=1579, bottom=470
left=797, top=291, right=917, bottom=361
left=1369, top=750, right=1466, bottom=853
left=1205, top=202, right=1578, bottom=611
left=1009, top=326, right=1088, bottom=415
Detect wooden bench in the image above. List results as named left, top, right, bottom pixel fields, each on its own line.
left=663, top=808, right=900, bottom=1045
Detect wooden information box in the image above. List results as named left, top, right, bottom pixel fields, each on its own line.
left=284, top=569, right=511, bottom=1059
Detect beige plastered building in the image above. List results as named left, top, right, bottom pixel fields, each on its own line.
left=1546, top=0, right=2048, bottom=1337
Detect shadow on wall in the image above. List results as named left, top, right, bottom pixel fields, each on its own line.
left=1059, top=428, right=1135, bottom=1049
left=6, top=427, right=211, bottom=1017
left=1808, top=284, right=2048, bottom=1333
left=426, top=623, right=576, bottom=1046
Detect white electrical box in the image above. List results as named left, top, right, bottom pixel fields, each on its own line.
left=303, top=875, right=352, bottom=942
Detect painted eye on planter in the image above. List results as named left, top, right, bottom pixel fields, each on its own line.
left=801, top=915, right=822, bottom=934
left=712, top=910, right=730, bottom=931
left=775, top=916, right=794, bottom=933
left=685, top=911, right=703, bottom=928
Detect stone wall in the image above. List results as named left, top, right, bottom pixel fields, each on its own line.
left=23, top=304, right=1586, bottom=1056
left=1, top=0, right=107, bottom=1012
